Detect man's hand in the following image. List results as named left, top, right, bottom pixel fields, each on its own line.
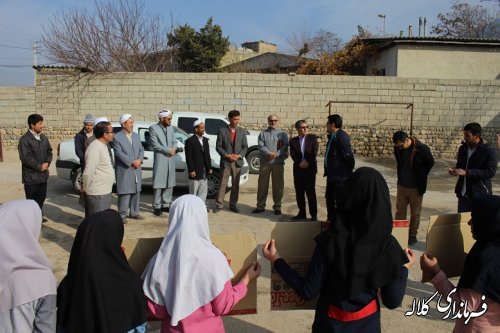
left=40, top=162, right=49, bottom=172
left=267, top=152, right=277, bottom=161
left=298, top=160, right=309, bottom=169
left=131, top=159, right=142, bottom=169
left=189, top=171, right=196, bottom=178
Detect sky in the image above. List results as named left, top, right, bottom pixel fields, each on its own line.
left=0, top=0, right=498, bottom=86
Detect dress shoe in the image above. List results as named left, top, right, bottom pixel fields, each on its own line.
left=274, top=209, right=282, bottom=216
left=310, top=215, right=318, bottom=222
left=130, top=214, right=145, bottom=220
left=291, top=213, right=306, bottom=221
left=42, top=217, right=48, bottom=223
left=161, top=207, right=170, bottom=212
left=252, top=208, right=265, bottom=214
left=153, top=208, right=162, bottom=216
left=229, top=206, right=240, bottom=213
left=408, top=236, right=417, bottom=246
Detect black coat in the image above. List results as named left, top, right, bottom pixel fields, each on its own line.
left=289, top=134, right=318, bottom=174
left=393, top=138, right=434, bottom=195
left=454, top=140, right=497, bottom=198
left=185, top=134, right=211, bottom=180
left=18, top=130, right=53, bottom=184
left=324, top=129, right=355, bottom=181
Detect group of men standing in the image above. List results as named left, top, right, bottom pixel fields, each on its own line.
left=18, top=111, right=497, bottom=242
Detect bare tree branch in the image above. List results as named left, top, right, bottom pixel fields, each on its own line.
left=42, top=0, right=170, bottom=72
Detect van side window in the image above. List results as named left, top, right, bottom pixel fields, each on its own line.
left=205, top=119, right=227, bottom=135
left=177, top=117, right=198, bottom=134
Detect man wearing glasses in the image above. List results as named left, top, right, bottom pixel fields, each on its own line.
left=289, top=120, right=318, bottom=221
left=82, top=121, right=115, bottom=216
left=252, top=114, right=289, bottom=215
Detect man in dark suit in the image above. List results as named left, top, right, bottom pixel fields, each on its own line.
left=289, top=120, right=318, bottom=221
left=185, top=120, right=212, bottom=203
left=215, top=110, right=248, bottom=212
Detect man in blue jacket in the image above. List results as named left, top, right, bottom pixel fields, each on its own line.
left=393, top=131, right=434, bottom=245
left=448, top=122, right=497, bottom=212
left=324, top=114, right=354, bottom=222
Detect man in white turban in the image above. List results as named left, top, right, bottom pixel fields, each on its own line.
left=111, top=114, right=145, bottom=223
left=148, top=109, right=177, bottom=216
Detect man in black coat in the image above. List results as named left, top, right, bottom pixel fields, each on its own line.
left=185, top=120, right=212, bottom=203
left=18, top=114, right=53, bottom=220
left=289, top=120, right=318, bottom=221
left=393, top=131, right=435, bottom=245
left=448, top=122, right=497, bottom=212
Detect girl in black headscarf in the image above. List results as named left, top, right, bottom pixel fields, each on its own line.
left=420, top=195, right=500, bottom=331
left=263, top=167, right=415, bottom=333
left=57, top=209, right=147, bottom=333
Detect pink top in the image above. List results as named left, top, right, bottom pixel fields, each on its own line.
left=147, top=280, right=247, bottom=333
left=431, top=270, right=500, bottom=333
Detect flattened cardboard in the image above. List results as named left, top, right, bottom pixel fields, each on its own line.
left=270, top=220, right=412, bottom=310
left=270, top=222, right=323, bottom=310
left=426, top=212, right=475, bottom=278
left=122, top=232, right=257, bottom=315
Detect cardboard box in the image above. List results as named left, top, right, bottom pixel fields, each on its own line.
left=392, top=220, right=410, bottom=249
left=426, top=212, right=475, bottom=278
left=122, top=232, right=257, bottom=315
left=270, top=220, right=411, bottom=310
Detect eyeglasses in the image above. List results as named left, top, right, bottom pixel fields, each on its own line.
left=269, top=119, right=278, bottom=122
left=106, top=131, right=114, bottom=134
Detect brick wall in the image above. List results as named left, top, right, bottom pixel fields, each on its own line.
left=1, top=72, right=498, bottom=158
left=0, top=87, right=36, bottom=148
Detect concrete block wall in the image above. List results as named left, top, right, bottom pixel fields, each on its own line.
left=1, top=72, right=499, bottom=158
left=0, top=87, right=36, bottom=148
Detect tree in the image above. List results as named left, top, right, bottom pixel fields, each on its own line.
left=431, top=2, right=500, bottom=38
left=287, top=29, right=342, bottom=58
left=42, top=0, right=170, bottom=72
left=297, top=26, right=377, bottom=75
left=167, top=17, right=230, bottom=72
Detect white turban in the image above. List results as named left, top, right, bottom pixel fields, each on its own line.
left=193, top=119, right=203, bottom=128
left=119, top=113, right=133, bottom=125
left=158, top=109, right=172, bottom=118
left=93, top=117, right=109, bottom=126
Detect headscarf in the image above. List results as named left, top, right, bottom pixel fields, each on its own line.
left=0, top=200, right=57, bottom=312
left=316, top=167, right=408, bottom=303
left=56, top=209, right=146, bottom=333
left=458, top=195, right=500, bottom=304
left=142, top=195, right=234, bottom=326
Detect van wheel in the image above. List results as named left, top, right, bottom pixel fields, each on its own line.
left=247, top=150, right=260, bottom=174
left=71, top=169, right=82, bottom=192
left=207, top=170, right=220, bottom=199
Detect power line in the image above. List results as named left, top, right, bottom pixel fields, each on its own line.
left=0, top=43, right=32, bottom=50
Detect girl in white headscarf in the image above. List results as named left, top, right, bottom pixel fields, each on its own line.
left=0, top=199, right=57, bottom=333
left=142, top=195, right=260, bottom=333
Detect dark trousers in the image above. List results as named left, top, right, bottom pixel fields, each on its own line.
left=325, top=178, right=347, bottom=222
left=24, top=182, right=47, bottom=210
left=458, top=196, right=473, bottom=213
left=293, top=169, right=317, bottom=217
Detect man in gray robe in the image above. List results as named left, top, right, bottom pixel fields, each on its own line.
left=149, top=109, right=177, bottom=216
left=111, top=114, right=145, bottom=223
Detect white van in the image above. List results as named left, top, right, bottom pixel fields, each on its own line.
left=172, top=112, right=261, bottom=174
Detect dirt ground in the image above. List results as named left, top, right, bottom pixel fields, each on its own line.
left=1, top=148, right=498, bottom=333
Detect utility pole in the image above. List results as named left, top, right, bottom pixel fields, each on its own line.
left=32, top=41, right=40, bottom=86
left=378, top=14, right=386, bottom=36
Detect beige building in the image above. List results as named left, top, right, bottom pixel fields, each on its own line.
left=365, top=37, right=500, bottom=80
left=220, top=41, right=278, bottom=67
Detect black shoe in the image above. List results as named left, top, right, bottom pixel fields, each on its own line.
left=291, top=213, right=306, bottom=221
left=252, top=208, right=265, bottom=214
left=274, top=209, right=282, bottom=216
left=229, top=206, right=240, bottom=213
left=153, top=208, right=162, bottom=216
left=161, top=207, right=170, bottom=212
left=310, top=215, right=318, bottom=222
left=409, top=236, right=417, bottom=245
left=42, top=217, right=48, bottom=223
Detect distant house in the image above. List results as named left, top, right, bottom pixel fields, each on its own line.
left=363, top=37, right=500, bottom=80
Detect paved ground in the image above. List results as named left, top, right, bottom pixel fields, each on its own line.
left=1, top=148, right=498, bottom=332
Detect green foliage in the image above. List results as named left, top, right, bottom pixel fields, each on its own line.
left=168, top=17, right=230, bottom=72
